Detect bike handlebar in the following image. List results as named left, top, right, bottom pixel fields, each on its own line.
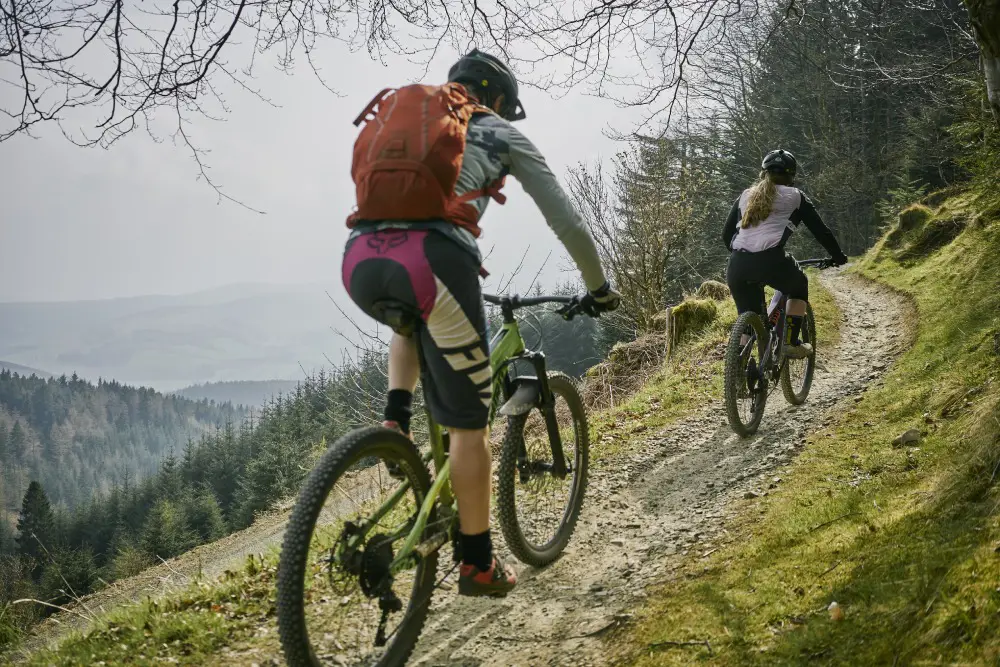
left=483, top=294, right=575, bottom=308
left=483, top=293, right=587, bottom=320
left=796, top=257, right=834, bottom=269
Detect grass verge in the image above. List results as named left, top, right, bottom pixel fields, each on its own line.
left=615, top=189, right=1000, bottom=665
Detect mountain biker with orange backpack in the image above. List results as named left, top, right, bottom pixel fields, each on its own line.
left=341, top=50, right=621, bottom=597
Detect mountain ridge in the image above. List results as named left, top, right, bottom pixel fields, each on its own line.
left=0, top=282, right=354, bottom=392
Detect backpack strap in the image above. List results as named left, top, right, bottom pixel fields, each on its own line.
left=456, top=166, right=510, bottom=206
left=353, top=88, right=395, bottom=127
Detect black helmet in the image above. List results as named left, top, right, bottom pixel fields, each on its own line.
left=447, top=49, right=526, bottom=122
left=761, top=149, right=797, bottom=175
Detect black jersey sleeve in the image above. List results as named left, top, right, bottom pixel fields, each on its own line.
left=791, top=191, right=846, bottom=260
left=722, top=196, right=741, bottom=250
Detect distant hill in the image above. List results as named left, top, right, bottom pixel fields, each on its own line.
left=0, top=283, right=354, bottom=391
left=174, top=379, right=303, bottom=408
left=0, top=370, right=245, bottom=512
left=0, top=360, right=50, bottom=378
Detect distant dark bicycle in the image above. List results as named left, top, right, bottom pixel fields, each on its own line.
left=723, top=257, right=833, bottom=437
left=276, top=292, right=593, bottom=667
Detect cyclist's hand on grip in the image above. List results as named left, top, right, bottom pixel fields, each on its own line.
left=581, top=281, right=621, bottom=317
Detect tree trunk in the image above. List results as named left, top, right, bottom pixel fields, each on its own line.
left=985, top=56, right=1000, bottom=119
left=965, top=0, right=1000, bottom=122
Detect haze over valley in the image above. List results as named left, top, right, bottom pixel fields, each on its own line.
left=0, top=282, right=352, bottom=394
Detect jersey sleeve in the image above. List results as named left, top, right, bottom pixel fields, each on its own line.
left=722, top=196, right=741, bottom=250
left=506, top=125, right=608, bottom=292
left=792, top=191, right=846, bottom=259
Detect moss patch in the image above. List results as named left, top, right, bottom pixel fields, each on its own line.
left=671, top=298, right=719, bottom=345
left=695, top=280, right=731, bottom=301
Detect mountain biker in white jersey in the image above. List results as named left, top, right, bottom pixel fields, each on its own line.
left=342, top=49, right=621, bottom=597
left=721, top=149, right=848, bottom=359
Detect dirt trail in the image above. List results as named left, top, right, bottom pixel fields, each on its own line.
left=407, top=269, right=909, bottom=666
left=16, top=269, right=909, bottom=666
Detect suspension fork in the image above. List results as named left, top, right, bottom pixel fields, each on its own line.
left=524, top=351, right=568, bottom=479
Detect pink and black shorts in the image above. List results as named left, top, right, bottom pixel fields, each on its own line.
left=342, top=229, right=491, bottom=429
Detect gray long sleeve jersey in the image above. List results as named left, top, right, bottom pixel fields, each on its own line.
left=350, top=113, right=608, bottom=292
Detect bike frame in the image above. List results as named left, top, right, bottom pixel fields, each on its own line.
left=351, top=295, right=569, bottom=575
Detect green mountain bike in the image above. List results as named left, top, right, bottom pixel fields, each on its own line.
left=276, top=292, right=593, bottom=666
left=723, top=257, right=832, bottom=437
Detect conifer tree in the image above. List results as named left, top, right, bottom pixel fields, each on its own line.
left=16, top=481, right=55, bottom=578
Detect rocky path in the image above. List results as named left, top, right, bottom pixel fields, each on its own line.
left=407, top=268, right=909, bottom=666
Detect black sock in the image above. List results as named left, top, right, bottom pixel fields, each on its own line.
left=460, top=530, right=493, bottom=571
left=786, top=315, right=804, bottom=344
left=384, top=389, right=413, bottom=434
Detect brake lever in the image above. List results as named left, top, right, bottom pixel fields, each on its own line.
left=557, top=297, right=583, bottom=321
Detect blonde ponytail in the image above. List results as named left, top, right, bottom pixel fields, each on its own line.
left=741, top=171, right=779, bottom=228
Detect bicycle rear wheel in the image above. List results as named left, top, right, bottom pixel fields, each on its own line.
left=724, top=311, right=768, bottom=437
left=277, top=426, right=438, bottom=667
left=497, top=372, right=589, bottom=567
left=781, top=305, right=817, bottom=405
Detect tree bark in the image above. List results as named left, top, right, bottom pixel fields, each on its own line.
left=965, top=0, right=1000, bottom=122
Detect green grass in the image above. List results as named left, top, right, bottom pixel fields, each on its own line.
left=17, top=278, right=841, bottom=665
left=24, top=556, right=279, bottom=666
left=615, top=189, right=1000, bottom=665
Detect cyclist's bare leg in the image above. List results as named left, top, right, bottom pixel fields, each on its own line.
left=388, top=333, right=419, bottom=392
left=784, top=298, right=811, bottom=357
left=787, top=298, right=807, bottom=316
left=449, top=427, right=491, bottom=534
left=451, top=425, right=517, bottom=595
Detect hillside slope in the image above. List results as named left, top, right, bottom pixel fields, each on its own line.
left=9, top=264, right=909, bottom=666
left=618, top=189, right=1000, bottom=665
left=0, top=362, right=49, bottom=379
left=173, top=380, right=303, bottom=408
left=0, top=371, right=243, bottom=511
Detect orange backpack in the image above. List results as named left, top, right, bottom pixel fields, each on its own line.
left=346, top=83, right=507, bottom=237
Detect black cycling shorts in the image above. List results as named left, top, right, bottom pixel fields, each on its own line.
left=726, top=246, right=809, bottom=316
left=342, top=229, right=491, bottom=430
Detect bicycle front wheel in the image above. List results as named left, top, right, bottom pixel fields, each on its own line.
left=497, top=372, right=589, bottom=567
left=781, top=305, right=817, bottom=405
left=724, top=311, right=768, bottom=437
left=277, top=426, right=438, bottom=667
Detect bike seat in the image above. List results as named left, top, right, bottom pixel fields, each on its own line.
left=371, top=299, right=421, bottom=337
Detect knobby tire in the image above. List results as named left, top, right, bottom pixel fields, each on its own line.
left=277, top=427, right=436, bottom=667
left=724, top=311, right=768, bottom=437
left=497, top=372, right=589, bottom=567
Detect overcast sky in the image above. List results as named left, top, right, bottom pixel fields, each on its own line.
left=0, top=42, right=645, bottom=304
